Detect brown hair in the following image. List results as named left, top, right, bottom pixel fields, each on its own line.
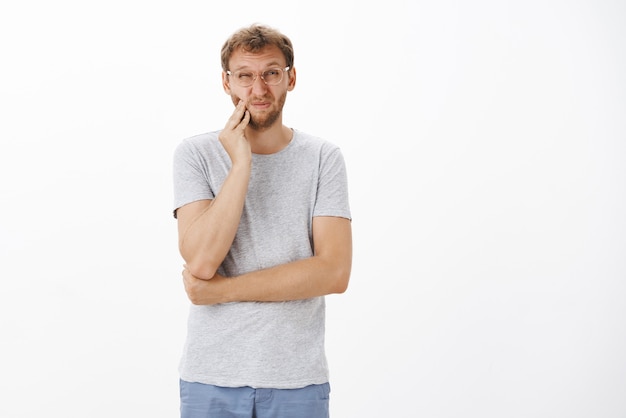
left=220, top=24, right=294, bottom=71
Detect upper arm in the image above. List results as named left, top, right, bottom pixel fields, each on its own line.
left=312, top=216, right=352, bottom=293
left=176, top=199, right=212, bottom=255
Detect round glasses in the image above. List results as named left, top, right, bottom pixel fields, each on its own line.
left=226, top=66, right=290, bottom=87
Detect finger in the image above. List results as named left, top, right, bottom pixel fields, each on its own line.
left=226, top=101, right=247, bottom=128
left=236, top=110, right=250, bottom=131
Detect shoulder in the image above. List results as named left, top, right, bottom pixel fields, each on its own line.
left=173, top=131, right=225, bottom=162
left=175, top=131, right=221, bottom=153
left=292, top=129, right=341, bottom=156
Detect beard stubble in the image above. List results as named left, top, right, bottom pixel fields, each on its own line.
left=246, top=90, right=287, bottom=131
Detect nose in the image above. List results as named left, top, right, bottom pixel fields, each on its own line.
left=250, top=73, right=268, bottom=94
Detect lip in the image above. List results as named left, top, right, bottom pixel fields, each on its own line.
left=249, top=101, right=271, bottom=110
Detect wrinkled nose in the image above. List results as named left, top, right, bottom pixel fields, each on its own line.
left=250, top=74, right=268, bottom=95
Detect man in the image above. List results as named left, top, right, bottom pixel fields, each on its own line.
left=172, top=24, right=352, bottom=418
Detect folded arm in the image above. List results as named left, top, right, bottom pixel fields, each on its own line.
left=177, top=101, right=252, bottom=280
left=182, top=216, right=352, bottom=305
left=176, top=160, right=250, bottom=280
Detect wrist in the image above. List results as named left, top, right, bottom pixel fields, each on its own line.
left=231, top=157, right=252, bottom=172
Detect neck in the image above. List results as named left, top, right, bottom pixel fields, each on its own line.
left=246, top=123, right=293, bottom=155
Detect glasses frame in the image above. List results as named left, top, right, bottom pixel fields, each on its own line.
left=226, top=66, right=291, bottom=87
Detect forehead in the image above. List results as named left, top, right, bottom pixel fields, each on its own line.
left=229, top=45, right=286, bottom=70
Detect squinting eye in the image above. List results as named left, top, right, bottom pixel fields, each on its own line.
left=237, top=72, right=253, bottom=80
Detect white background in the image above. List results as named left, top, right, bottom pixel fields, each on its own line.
left=1, top=1, right=625, bottom=417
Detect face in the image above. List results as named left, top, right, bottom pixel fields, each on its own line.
left=223, top=45, right=296, bottom=131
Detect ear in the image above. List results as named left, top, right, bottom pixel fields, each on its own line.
left=287, top=67, right=296, bottom=91
left=222, top=71, right=231, bottom=94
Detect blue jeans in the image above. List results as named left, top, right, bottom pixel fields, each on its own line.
left=180, top=380, right=331, bottom=418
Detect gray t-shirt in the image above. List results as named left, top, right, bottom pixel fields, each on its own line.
left=172, top=129, right=351, bottom=389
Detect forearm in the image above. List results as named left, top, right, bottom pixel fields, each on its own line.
left=182, top=216, right=352, bottom=305
left=232, top=255, right=350, bottom=302
left=179, top=162, right=251, bottom=279
left=184, top=255, right=351, bottom=305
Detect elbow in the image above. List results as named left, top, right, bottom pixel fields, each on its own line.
left=180, top=244, right=221, bottom=280
left=185, top=258, right=219, bottom=281
left=329, top=265, right=351, bottom=294
left=333, top=276, right=350, bottom=294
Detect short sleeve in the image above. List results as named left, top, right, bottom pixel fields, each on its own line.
left=313, top=147, right=351, bottom=220
left=172, top=139, right=215, bottom=218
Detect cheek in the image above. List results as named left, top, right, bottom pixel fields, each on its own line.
left=230, top=89, right=248, bottom=103
left=229, top=92, right=244, bottom=106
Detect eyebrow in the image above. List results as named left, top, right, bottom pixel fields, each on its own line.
left=231, top=61, right=285, bottom=71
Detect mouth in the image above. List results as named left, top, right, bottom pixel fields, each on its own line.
left=249, top=101, right=271, bottom=111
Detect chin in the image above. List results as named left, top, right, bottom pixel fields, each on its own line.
left=249, top=111, right=280, bottom=130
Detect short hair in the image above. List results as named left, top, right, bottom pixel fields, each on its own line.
left=220, top=24, right=294, bottom=71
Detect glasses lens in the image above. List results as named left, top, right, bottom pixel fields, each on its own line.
left=230, top=68, right=285, bottom=86
left=233, top=71, right=255, bottom=87
left=262, top=68, right=284, bottom=85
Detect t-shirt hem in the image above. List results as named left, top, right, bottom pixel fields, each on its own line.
left=178, top=374, right=329, bottom=390
left=313, top=211, right=352, bottom=221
